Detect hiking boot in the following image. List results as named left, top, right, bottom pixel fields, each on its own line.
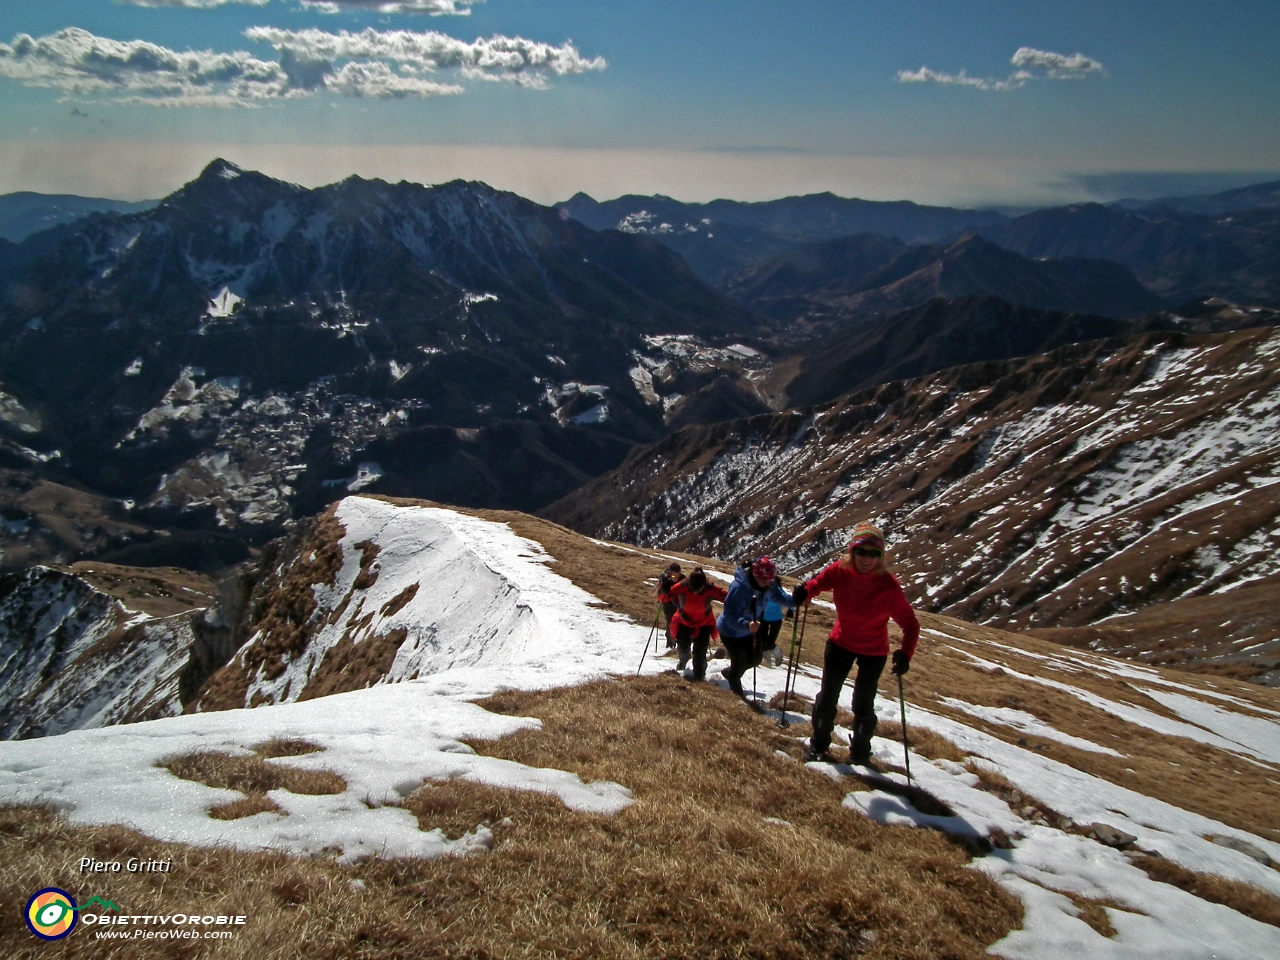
left=850, top=714, right=877, bottom=765
left=803, top=747, right=835, bottom=763
left=720, top=667, right=744, bottom=696
left=676, top=657, right=688, bottom=671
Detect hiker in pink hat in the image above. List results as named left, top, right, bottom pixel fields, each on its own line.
left=791, top=521, right=919, bottom=764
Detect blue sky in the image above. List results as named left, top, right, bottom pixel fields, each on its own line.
left=2, top=0, right=1279, bottom=206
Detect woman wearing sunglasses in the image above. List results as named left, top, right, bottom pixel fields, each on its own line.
left=791, top=521, right=919, bottom=764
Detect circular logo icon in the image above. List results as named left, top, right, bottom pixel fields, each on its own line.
left=26, top=888, right=78, bottom=940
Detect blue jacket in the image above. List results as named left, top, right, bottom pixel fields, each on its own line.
left=717, top=566, right=794, bottom=639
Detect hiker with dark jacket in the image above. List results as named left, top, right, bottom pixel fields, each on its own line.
left=655, top=563, right=685, bottom=650
left=667, top=568, right=727, bottom=681
left=792, top=522, right=919, bottom=764
left=717, top=557, right=793, bottom=699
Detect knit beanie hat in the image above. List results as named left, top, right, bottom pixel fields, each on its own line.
left=848, top=521, right=885, bottom=552
left=751, top=557, right=778, bottom=582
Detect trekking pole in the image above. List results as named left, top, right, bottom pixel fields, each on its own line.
left=635, top=606, right=661, bottom=677
left=898, top=673, right=913, bottom=785
left=778, top=605, right=808, bottom=728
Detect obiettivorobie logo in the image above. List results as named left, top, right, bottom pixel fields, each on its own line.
left=26, top=886, right=247, bottom=941
left=25, top=889, right=121, bottom=940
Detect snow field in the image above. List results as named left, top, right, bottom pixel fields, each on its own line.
left=2, top=498, right=669, bottom=862
left=0, top=498, right=1277, bottom=956
left=0, top=685, right=630, bottom=865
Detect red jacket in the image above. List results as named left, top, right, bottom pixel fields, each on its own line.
left=803, top=562, right=920, bottom=658
left=667, top=580, right=727, bottom=630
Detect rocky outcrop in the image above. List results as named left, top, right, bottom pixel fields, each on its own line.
left=0, top=565, right=216, bottom=737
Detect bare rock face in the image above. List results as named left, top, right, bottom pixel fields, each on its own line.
left=0, top=563, right=217, bottom=738
left=544, top=327, right=1280, bottom=678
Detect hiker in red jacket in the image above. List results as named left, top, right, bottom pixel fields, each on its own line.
left=792, top=521, right=919, bottom=764
left=668, top=568, right=728, bottom=681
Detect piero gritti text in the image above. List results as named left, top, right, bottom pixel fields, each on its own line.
left=79, top=856, right=175, bottom=874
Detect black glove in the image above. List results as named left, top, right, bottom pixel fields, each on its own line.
left=791, top=584, right=808, bottom=606
left=892, top=650, right=910, bottom=676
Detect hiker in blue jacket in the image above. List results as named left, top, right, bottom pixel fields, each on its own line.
left=717, top=557, right=793, bottom=701
left=760, top=587, right=789, bottom=667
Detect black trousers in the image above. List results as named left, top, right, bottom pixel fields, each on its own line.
left=810, top=642, right=886, bottom=754
left=675, top=624, right=713, bottom=680
left=758, top=619, right=783, bottom=651
left=721, top=633, right=761, bottom=695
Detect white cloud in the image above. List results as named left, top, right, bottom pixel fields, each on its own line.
left=119, top=1, right=271, bottom=7
left=324, top=60, right=463, bottom=98
left=897, top=47, right=1104, bottom=91
left=245, top=26, right=607, bottom=87
left=895, top=66, right=994, bottom=90
left=0, top=28, right=291, bottom=107
left=1010, top=47, right=1104, bottom=78
left=0, top=25, right=603, bottom=106
left=301, top=1, right=482, bottom=14
left=119, top=0, right=481, bottom=11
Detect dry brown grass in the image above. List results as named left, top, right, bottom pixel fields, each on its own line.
left=196, top=509, right=347, bottom=711
left=158, top=743, right=345, bottom=823
left=64, top=562, right=218, bottom=619
left=0, top=804, right=358, bottom=960
left=210, top=794, right=282, bottom=820
left=1065, top=892, right=1118, bottom=937
left=403, top=778, right=558, bottom=841
left=254, top=738, right=325, bottom=759
left=874, top=722, right=967, bottom=764
left=1131, top=855, right=1280, bottom=929
left=449, top=675, right=1023, bottom=959
left=159, top=751, right=346, bottom=798
left=1, top=675, right=1024, bottom=959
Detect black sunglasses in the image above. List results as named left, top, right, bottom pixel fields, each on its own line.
left=853, top=547, right=882, bottom=558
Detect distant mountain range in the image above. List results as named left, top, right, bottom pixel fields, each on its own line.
left=556, top=191, right=1007, bottom=287
left=729, top=233, right=1163, bottom=332
left=977, top=202, right=1280, bottom=306
left=0, top=191, right=157, bottom=243
left=1113, top=178, right=1280, bottom=216
left=560, top=182, right=1280, bottom=310
left=0, top=159, right=765, bottom=553
left=783, top=294, right=1280, bottom=408
left=2, top=167, right=1278, bottom=576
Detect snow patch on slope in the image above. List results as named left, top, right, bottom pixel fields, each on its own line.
left=0, top=686, right=630, bottom=864
left=244, top=497, right=664, bottom=707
